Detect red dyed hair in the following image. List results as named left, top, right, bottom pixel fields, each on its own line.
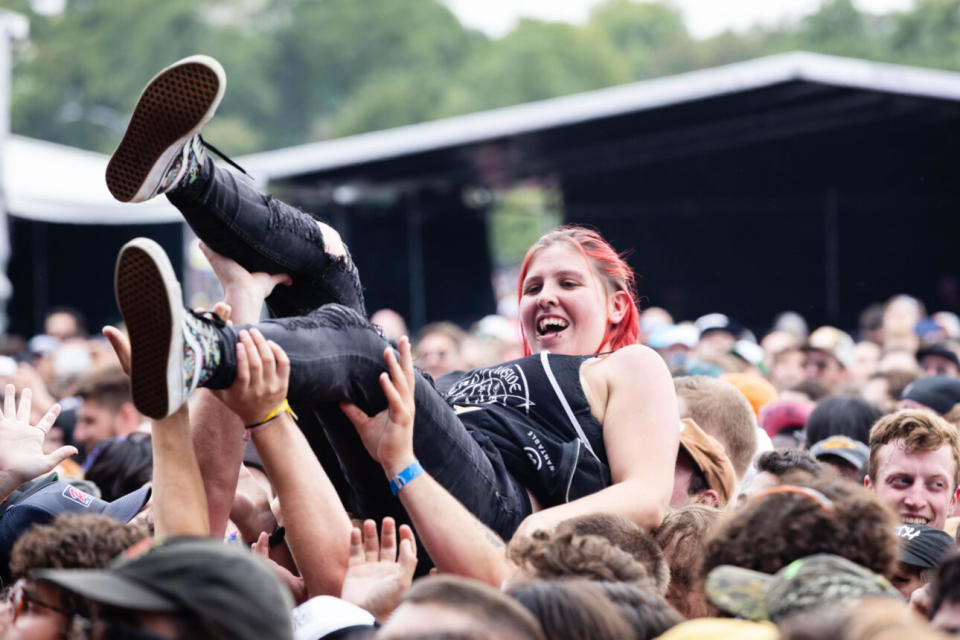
left=517, top=225, right=640, bottom=355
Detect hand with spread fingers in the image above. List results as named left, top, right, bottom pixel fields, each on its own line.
left=340, top=336, right=417, bottom=478
left=340, top=517, right=418, bottom=622
left=200, top=242, right=290, bottom=325
left=213, top=328, right=291, bottom=427
left=0, top=385, right=76, bottom=497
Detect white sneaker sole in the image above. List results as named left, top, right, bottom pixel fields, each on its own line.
left=114, top=238, right=184, bottom=419
left=106, top=55, right=225, bottom=203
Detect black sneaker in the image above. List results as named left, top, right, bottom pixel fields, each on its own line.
left=106, top=55, right=225, bottom=203
left=115, top=238, right=223, bottom=419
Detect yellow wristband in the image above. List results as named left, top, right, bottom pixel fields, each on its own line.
left=245, top=399, right=297, bottom=430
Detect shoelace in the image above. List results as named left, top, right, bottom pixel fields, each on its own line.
left=199, top=135, right=249, bottom=177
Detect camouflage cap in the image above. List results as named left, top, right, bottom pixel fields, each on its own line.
left=706, top=554, right=902, bottom=622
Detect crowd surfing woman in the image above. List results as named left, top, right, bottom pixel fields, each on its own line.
left=105, top=56, right=679, bottom=546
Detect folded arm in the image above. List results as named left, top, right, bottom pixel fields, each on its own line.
left=513, top=345, right=679, bottom=536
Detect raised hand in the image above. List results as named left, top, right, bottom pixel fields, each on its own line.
left=340, top=517, right=417, bottom=622
left=200, top=242, right=290, bottom=325
left=0, top=385, right=76, bottom=497
left=252, top=530, right=307, bottom=604
left=213, top=329, right=290, bottom=426
left=340, top=336, right=416, bottom=477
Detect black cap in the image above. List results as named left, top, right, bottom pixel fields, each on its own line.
left=901, top=376, right=960, bottom=415
left=895, top=524, right=955, bottom=569
left=35, top=537, right=293, bottom=640
left=0, top=476, right=150, bottom=585
left=917, top=344, right=960, bottom=370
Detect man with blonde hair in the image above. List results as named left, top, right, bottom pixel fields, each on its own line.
left=865, top=409, right=960, bottom=531
left=674, top=376, right=757, bottom=482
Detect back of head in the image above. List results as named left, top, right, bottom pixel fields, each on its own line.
left=780, top=597, right=941, bottom=640
left=517, top=225, right=639, bottom=355
left=868, top=409, right=960, bottom=491
left=507, top=529, right=654, bottom=589
left=700, top=476, right=899, bottom=581
left=592, top=581, right=682, bottom=640
left=555, top=513, right=669, bottom=594
left=396, top=575, right=545, bottom=640
left=931, top=550, right=960, bottom=621
left=675, top=376, right=757, bottom=478
left=75, top=365, right=132, bottom=410
left=653, top=505, right=724, bottom=618
left=755, top=449, right=822, bottom=478
left=506, top=579, right=632, bottom=640
left=9, top=513, right=147, bottom=580
left=805, top=396, right=882, bottom=447
left=84, top=433, right=153, bottom=501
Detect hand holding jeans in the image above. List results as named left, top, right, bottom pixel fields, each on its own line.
left=340, top=336, right=417, bottom=478
left=215, top=329, right=290, bottom=426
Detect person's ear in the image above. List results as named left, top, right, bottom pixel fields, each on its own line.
left=950, top=487, right=960, bottom=517
left=118, top=401, right=140, bottom=431
left=607, top=290, right=631, bottom=325
left=694, top=489, right=719, bottom=508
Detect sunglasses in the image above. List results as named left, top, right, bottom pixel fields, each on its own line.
left=7, top=582, right=176, bottom=640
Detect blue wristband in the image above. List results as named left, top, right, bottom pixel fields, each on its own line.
left=389, top=460, right=424, bottom=496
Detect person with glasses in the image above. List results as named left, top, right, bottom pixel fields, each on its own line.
left=23, top=537, right=293, bottom=640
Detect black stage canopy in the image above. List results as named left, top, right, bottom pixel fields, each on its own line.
left=239, top=51, right=960, bottom=333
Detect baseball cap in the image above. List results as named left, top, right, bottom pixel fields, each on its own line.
left=292, top=595, right=376, bottom=640
left=695, top=313, right=744, bottom=338
left=808, top=435, right=870, bottom=471
left=705, top=554, right=901, bottom=622
left=0, top=475, right=150, bottom=584
left=35, top=537, right=294, bottom=640
left=804, top=326, right=855, bottom=370
left=916, top=343, right=960, bottom=370
left=679, top=418, right=737, bottom=507
left=646, top=324, right=699, bottom=350
left=758, top=400, right=815, bottom=438
left=894, top=524, right=954, bottom=569
left=719, top=372, right=777, bottom=418
left=900, top=376, right=960, bottom=415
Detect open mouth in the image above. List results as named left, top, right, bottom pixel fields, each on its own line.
left=537, top=317, right=569, bottom=336
left=901, top=515, right=928, bottom=525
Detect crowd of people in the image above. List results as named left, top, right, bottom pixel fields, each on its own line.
left=0, top=55, right=959, bottom=639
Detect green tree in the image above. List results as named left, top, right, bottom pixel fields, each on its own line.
left=439, top=18, right=629, bottom=115
left=266, top=0, right=477, bottom=147
left=886, top=0, right=960, bottom=70
left=10, top=0, right=219, bottom=151
left=586, top=0, right=692, bottom=79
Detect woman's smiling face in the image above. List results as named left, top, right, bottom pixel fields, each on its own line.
left=519, top=242, right=612, bottom=355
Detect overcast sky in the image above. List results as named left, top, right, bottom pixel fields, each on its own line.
left=443, top=0, right=915, bottom=39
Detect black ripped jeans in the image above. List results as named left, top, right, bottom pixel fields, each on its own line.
left=168, top=161, right=530, bottom=541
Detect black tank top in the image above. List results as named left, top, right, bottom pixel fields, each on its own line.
left=441, top=352, right=611, bottom=508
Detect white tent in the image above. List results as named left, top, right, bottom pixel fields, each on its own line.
left=3, top=134, right=181, bottom=224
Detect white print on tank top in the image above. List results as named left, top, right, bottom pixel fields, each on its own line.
left=524, top=430, right=556, bottom=473
left=446, top=364, right=533, bottom=413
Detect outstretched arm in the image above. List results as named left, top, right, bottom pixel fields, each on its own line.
left=219, top=328, right=352, bottom=597
left=341, top=339, right=515, bottom=586
left=191, top=243, right=291, bottom=537
left=103, top=329, right=209, bottom=538
left=0, top=385, right=75, bottom=500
